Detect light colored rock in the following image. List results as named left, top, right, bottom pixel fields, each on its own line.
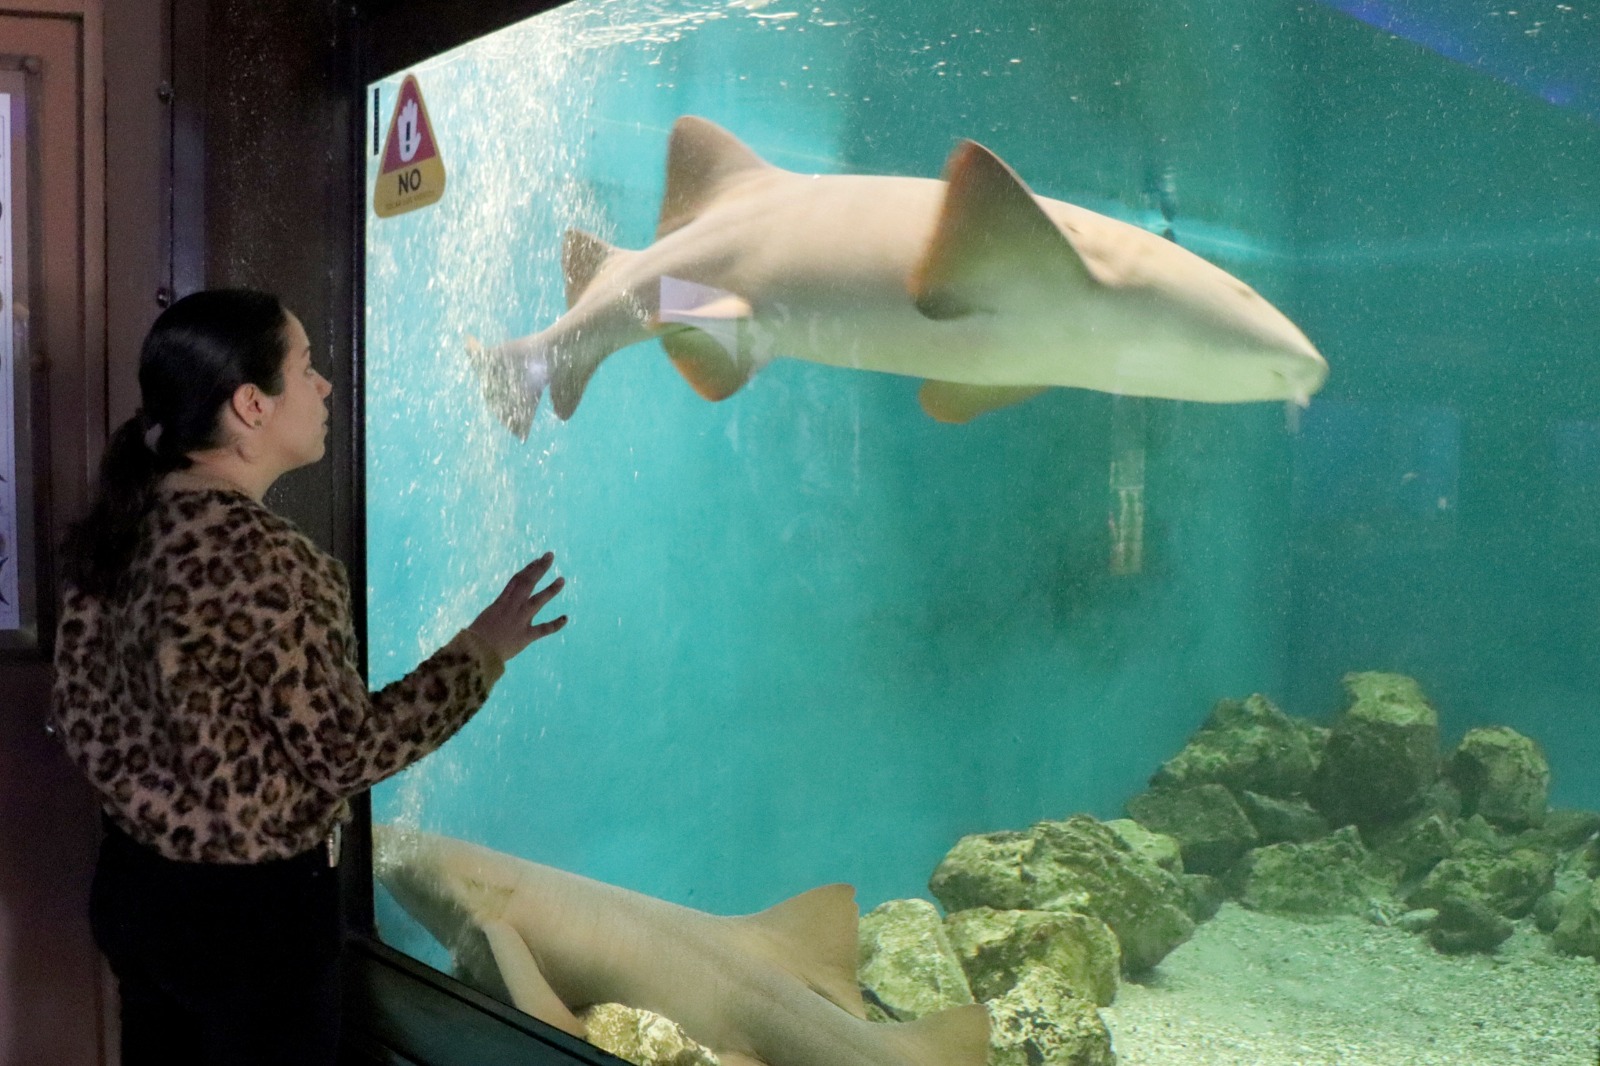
left=858, top=898, right=974, bottom=1021
left=1310, top=672, right=1440, bottom=828
left=985, top=967, right=1115, bottom=1066
left=1553, top=877, right=1600, bottom=959
left=1105, top=818, right=1184, bottom=873
left=1238, top=790, right=1332, bottom=846
left=577, top=1003, right=719, bottom=1066
left=931, top=815, right=1194, bottom=974
left=1234, top=826, right=1399, bottom=917
left=943, top=907, right=1120, bottom=1007
left=1406, top=840, right=1556, bottom=920
left=1151, top=693, right=1318, bottom=799
left=1447, top=726, right=1550, bottom=830
left=1126, top=783, right=1260, bottom=876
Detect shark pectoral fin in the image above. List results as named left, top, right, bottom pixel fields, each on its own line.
left=919, top=380, right=1048, bottom=423
left=480, top=918, right=586, bottom=1038
left=658, top=116, right=777, bottom=239
left=656, top=276, right=758, bottom=401
left=662, top=329, right=754, bottom=402
left=887, top=1004, right=991, bottom=1066
left=562, top=229, right=625, bottom=309
left=910, top=140, right=1093, bottom=321
left=738, top=883, right=869, bottom=1020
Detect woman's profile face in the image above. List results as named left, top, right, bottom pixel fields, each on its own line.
left=263, top=311, right=333, bottom=470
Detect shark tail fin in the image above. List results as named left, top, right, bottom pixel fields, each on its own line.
left=563, top=229, right=623, bottom=308
left=737, top=883, right=868, bottom=1020
left=466, top=334, right=550, bottom=439
left=658, top=116, right=776, bottom=239
left=886, top=1004, right=991, bottom=1066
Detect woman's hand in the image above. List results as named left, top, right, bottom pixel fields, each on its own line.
left=468, top=552, right=568, bottom=664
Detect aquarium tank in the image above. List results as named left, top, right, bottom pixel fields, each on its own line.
left=363, top=1, right=1600, bottom=1063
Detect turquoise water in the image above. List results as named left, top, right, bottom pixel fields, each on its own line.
left=364, top=0, right=1600, bottom=976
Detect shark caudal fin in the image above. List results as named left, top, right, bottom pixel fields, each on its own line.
left=466, top=335, right=549, bottom=440
left=736, top=883, right=868, bottom=1020
left=657, top=116, right=777, bottom=239
left=885, top=1004, right=991, bottom=1066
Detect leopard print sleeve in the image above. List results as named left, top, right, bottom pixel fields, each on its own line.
left=242, top=527, right=507, bottom=798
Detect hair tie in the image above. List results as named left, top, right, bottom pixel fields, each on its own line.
left=142, top=421, right=164, bottom=452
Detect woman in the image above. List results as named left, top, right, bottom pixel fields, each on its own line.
left=50, top=289, right=567, bottom=1065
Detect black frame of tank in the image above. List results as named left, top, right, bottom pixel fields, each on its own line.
left=343, top=3, right=628, bottom=1064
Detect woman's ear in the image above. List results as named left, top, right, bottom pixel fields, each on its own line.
left=229, top=383, right=270, bottom=429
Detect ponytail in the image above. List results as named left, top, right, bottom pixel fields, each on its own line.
left=59, top=288, right=288, bottom=599
left=61, top=411, right=190, bottom=598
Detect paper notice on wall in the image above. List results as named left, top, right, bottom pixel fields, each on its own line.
left=0, top=94, right=17, bottom=630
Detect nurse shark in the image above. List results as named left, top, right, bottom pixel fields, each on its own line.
left=470, top=116, right=1327, bottom=434
left=374, top=825, right=989, bottom=1066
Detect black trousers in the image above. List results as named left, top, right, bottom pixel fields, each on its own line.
left=90, top=817, right=344, bottom=1066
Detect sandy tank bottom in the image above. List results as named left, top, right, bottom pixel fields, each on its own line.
left=1101, top=903, right=1597, bottom=1066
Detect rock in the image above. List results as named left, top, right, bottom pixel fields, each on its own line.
left=577, top=1003, right=719, bottom=1066
left=930, top=815, right=1195, bottom=973
left=1239, top=790, right=1332, bottom=845
left=858, top=899, right=974, bottom=1021
left=1518, top=809, right=1600, bottom=854
left=1533, top=865, right=1593, bottom=934
left=1455, top=813, right=1510, bottom=851
left=1233, top=826, right=1400, bottom=917
left=1446, top=727, right=1550, bottom=830
left=928, top=830, right=1034, bottom=913
left=1428, top=891, right=1514, bottom=954
left=1181, top=874, right=1228, bottom=923
left=1406, top=841, right=1557, bottom=920
left=1552, top=878, right=1600, bottom=959
left=1396, top=908, right=1439, bottom=933
left=1364, top=811, right=1458, bottom=879
left=1149, top=694, right=1318, bottom=799
left=1104, top=818, right=1183, bottom=873
left=1125, top=784, right=1260, bottom=876
left=1310, top=672, right=1440, bottom=828
left=943, top=908, right=1119, bottom=1007
left=984, top=967, right=1116, bottom=1066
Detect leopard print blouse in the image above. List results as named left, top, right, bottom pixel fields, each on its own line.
left=51, top=486, right=504, bottom=864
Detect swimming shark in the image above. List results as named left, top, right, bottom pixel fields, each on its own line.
left=373, top=825, right=990, bottom=1066
left=469, top=116, right=1326, bottom=435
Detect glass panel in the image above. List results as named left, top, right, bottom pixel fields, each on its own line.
left=364, top=2, right=1600, bottom=1063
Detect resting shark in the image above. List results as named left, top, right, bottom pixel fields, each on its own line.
left=469, top=116, right=1326, bottom=434
left=373, top=825, right=989, bottom=1066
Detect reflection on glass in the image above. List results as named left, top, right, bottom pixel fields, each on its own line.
left=365, top=3, right=1600, bottom=1064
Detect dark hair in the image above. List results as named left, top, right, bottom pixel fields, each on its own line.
left=61, top=289, right=290, bottom=598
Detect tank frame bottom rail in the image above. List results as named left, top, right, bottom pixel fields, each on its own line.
left=341, top=937, right=628, bottom=1066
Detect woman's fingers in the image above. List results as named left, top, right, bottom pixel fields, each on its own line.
left=468, top=552, right=568, bottom=663
left=501, top=552, right=554, bottom=602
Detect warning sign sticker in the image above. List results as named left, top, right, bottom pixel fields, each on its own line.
left=374, top=74, right=447, bottom=219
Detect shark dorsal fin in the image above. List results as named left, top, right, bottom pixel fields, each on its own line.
left=738, top=883, right=868, bottom=1020
left=658, top=117, right=774, bottom=240
left=910, top=140, right=1094, bottom=321
left=563, top=229, right=623, bottom=309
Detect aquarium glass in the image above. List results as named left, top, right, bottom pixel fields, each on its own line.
left=364, top=1, right=1600, bottom=1062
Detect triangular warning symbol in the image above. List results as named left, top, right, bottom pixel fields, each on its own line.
left=374, top=74, right=447, bottom=218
